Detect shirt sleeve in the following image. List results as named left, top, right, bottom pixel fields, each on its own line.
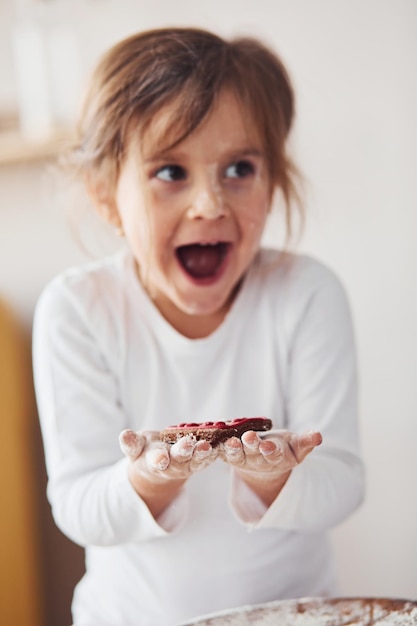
left=229, top=262, right=365, bottom=530
left=32, top=279, right=188, bottom=547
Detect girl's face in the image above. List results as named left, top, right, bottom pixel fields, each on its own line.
left=113, top=90, right=272, bottom=337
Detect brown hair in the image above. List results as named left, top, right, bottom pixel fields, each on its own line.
left=67, top=27, right=303, bottom=241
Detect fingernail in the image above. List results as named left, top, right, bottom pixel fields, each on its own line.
left=260, top=440, right=279, bottom=456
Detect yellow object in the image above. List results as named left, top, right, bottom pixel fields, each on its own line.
left=0, top=301, right=43, bottom=626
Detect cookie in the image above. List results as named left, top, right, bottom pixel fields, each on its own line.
left=159, top=417, right=272, bottom=447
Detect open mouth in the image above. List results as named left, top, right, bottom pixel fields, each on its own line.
left=175, top=242, right=231, bottom=280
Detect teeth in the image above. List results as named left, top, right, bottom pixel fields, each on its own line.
left=177, top=241, right=223, bottom=248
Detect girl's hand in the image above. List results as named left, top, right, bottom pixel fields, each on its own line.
left=119, top=429, right=218, bottom=517
left=220, top=429, right=323, bottom=506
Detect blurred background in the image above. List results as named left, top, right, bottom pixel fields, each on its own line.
left=0, top=1, right=416, bottom=625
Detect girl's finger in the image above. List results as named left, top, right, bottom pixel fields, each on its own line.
left=190, top=440, right=216, bottom=472
left=119, top=429, right=145, bottom=460
left=170, top=435, right=196, bottom=462
left=241, top=430, right=261, bottom=453
left=291, top=431, right=322, bottom=463
left=223, top=436, right=244, bottom=464
left=193, top=440, right=213, bottom=460
left=259, top=438, right=282, bottom=460
left=146, top=445, right=170, bottom=471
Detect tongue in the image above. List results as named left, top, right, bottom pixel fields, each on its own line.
left=177, top=244, right=226, bottom=279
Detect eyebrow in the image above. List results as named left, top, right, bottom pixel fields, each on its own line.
left=226, top=148, right=265, bottom=161
left=144, top=147, right=265, bottom=165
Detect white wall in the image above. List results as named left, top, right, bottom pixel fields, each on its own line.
left=1, top=0, right=416, bottom=601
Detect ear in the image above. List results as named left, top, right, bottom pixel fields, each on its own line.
left=85, top=173, right=122, bottom=228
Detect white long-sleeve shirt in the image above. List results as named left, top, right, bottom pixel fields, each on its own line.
left=32, top=248, right=364, bottom=626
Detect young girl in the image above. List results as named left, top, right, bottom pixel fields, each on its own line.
left=33, top=27, right=364, bottom=626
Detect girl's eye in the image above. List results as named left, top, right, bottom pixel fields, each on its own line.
left=155, top=164, right=186, bottom=182
left=224, top=160, right=255, bottom=179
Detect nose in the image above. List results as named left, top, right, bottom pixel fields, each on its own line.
left=186, top=175, right=226, bottom=220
